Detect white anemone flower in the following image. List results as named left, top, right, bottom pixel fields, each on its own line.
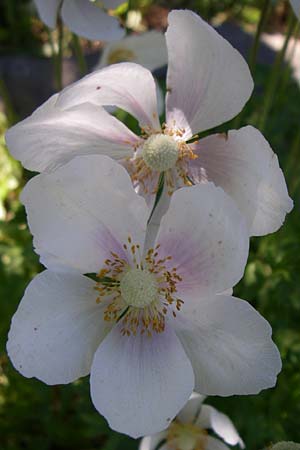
left=94, top=31, right=168, bottom=71
left=139, top=393, right=245, bottom=450
left=7, top=155, right=281, bottom=438
left=290, top=1, right=300, bottom=19
left=34, top=0, right=125, bottom=41
left=6, top=10, right=293, bottom=236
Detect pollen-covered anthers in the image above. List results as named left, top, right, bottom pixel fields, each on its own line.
left=129, top=156, right=158, bottom=195
left=167, top=421, right=208, bottom=450
left=145, top=245, right=184, bottom=319
left=94, top=251, right=128, bottom=305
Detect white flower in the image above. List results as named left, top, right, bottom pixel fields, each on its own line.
left=6, top=10, right=293, bottom=236
left=139, top=393, right=244, bottom=450
left=290, top=1, right=300, bottom=19
left=34, top=0, right=124, bottom=41
left=7, top=155, right=281, bottom=438
left=94, top=31, right=167, bottom=71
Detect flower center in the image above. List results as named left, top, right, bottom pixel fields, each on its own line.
left=107, top=48, right=135, bottom=64
left=167, top=422, right=208, bottom=450
left=120, top=268, right=158, bottom=308
left=94, top=237, right=184, bottom=337
left=142, top=134, right=179, bottom=172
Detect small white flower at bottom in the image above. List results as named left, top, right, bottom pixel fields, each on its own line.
left=139, top=393, right=245, bottom=450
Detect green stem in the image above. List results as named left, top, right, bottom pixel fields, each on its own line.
left=54, top=20, right=64, bottom=91
left=278, top=21, right=300, bottom=99
left=233, top=0, right=271, bottom=130
left=72, top=33, right=88, bottom=76
left=259, top=13, right=296, bottom=132
left=248, top=0, right=272, bottom=74
left=0, top=78, right=18, bottom=125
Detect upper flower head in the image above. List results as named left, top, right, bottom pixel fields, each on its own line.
left=7, top=155, right=281, bottom=438
left=6, top=9, right=292, bottom=237
left=272, top=443, right=300, bottom=450
left=140, top=393, right=245, bottom=450
left=34, top=0, right=124, bottom=41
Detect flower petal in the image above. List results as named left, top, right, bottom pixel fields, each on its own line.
left=197, top=405, right=244, bottom=448
left=34, top=0, right=60, bottom=28
left=139, top=432, right=168, bottom=450
left=21, top=155, right=149, bottom=273
left=61, top=0, right=124, bottom=41
left=96, top=31, right=167, bottom=72
left=90, top=325, right=194, bottom=438
left=189, top=126, right=293, bottom=236
left=154, top=183, right=249, bottom=296
left=165, top=10, right=253, bottom=135
left=102, top=0, right=125, bottom=8
left=175, top=294, right=282, bottom=396
left=291, top=0, right=300, bottom=19
left=6, top=97, right=139, bottom=172
left=56, top=63, right=161, bottom=130
left=206, top=436, right=230, bottom=450
left=7, top=270, right=111, bottom=385
left=177, top=392, right=206, bottom=424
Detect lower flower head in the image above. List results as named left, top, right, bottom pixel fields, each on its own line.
left=7, top=155, right=281, bottom=439
left=142, top=134, right=179, bottom=172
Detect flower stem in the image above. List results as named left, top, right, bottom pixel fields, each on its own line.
left=54, top=20, right=64, bottom=91
left=248, top=0, right=272, bottom=74
left=72, top=33, right=88, bottom=76
left=259, top=13, right=296, bottom=132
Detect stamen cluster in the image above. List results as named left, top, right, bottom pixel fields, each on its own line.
left=94, top=236, right=184, bottom=337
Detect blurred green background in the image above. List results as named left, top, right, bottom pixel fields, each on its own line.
left=0, top=1, right=300, bottom=449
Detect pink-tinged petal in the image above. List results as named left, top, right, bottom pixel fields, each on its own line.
left=90, top=324, right=194, bottom=438
left=56, top=63, right=161, bottom=130
left=21, top=155, right=148, bottom=274
left=7, top=271, right=111, bottom=385
left=291, top=0, right=300, bottom=19
left=206, top=436, right=230, bottom=450
left=154, top=183, right=249, bottom=296
left=165, top=10, right=253, bottom=135
left=34, top=0, right=60, bottom=28
left=139, top=432, right=168, bottom=450
left=177, top=392, right=206, bottom=424
left=197, top=405, right=244, bottom=448
left=61, top=0, right=124, bottom=41
left=189, top=126, right=293, bottom=236
left=175, top=294, right=282, bottom=396
left=6, top=97, right=139, bottom=172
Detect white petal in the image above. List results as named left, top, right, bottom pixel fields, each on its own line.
left=96, top=31, right=167, bottom=72
left=56, top=63, right=161, bottom=130
left=7, top=270, right=111, bottom=385
left=198, top=405, right=244, bottom=447
left=154, top=183, right=249, bottom=296
left=34, top=0, right=60, bottom=28
left=177, top=393, right=206, bottom=424
left=175, top=294, right=282, bottom=396
left=189, top=126, right=293, bottom=236
left=139, top=432, right=168, bottom=450
left=6, top=98, right=139, bottom=172
left=206, top=436, right=230, bottom=450
left=90, top=325, right=194, bottom=438
left=165, top=10, right=253, bottom=135
left=61, top=0, right=124, bottom=41
left=291, top=0, right=300, bottom=19
left=21, top=155, right=148, bottom=274
left=102, top=0, right=125, bottom=8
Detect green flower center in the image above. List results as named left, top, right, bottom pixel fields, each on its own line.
left=142, top=134, right=179, bottom=171
left=120, top=268, right=159, bottom=308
